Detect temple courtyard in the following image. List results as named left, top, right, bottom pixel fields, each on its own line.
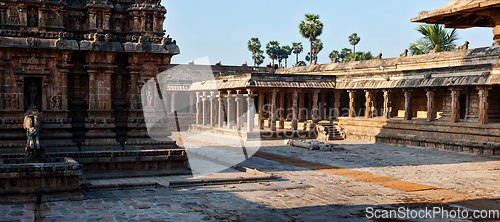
left=1, top=132, right=499, bottom=221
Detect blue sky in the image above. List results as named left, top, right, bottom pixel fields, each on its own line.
left=163, top=0, right=493, bottom=66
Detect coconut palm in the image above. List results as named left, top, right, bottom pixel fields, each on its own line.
left=266, top=41, right=280, bottom=67
left=329, top=50, right=340, bottom=62
left=292, top=42, right=303, bottom=65
left=247, top=37, right=262, bottom=67
left=409, top=24, right=459, bottom=55
left=348, top=33, right=361, bottom=54
left=299, top=14, right=323, bottom=65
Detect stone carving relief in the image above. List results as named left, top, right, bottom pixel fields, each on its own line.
left=27, top=7, right=38, bottom=28
left=26, top=37, right=41, bottom=48
left=8, top=6, right=20, bottom=24
left=49, top=96, right=61, bottom=109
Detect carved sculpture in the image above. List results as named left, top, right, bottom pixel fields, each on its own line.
left=375, top=53, right=382, bottom=59
left=400, top=49, right=408, bottom=57
left=429, top=45, right=439, bottom=53
left=458, top=41, right=469, bottom=51
left=24, top=112, right=45, bottom=158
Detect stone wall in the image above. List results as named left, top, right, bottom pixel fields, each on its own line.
left=337, top=117, right=500, bottom=156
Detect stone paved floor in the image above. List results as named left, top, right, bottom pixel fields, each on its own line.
left=1, top=133, right=500, bottom=221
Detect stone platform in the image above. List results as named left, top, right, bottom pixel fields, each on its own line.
left=337, top=117, right=500, bottom=156
left=188, top=124, right=318, bottom=140
left=0, top=157, right=81, bottom=195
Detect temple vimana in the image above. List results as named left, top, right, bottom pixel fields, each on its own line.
left=1, top=0, right=500, bottom=159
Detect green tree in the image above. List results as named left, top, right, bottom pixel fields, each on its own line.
left=311, top=39, right=323, bottom=64
left=253, top=50, right=265, bottom=67
left=409, top=24, right=459, bottom=55
left=247, top=37, right=262, bottom=67
left=266, top=41, right=280, bottom=67
left=340, top=48, right=352, bottom=62
left=305, top=52, right=316, bottom=64
left=295, top=61, right=306, bottom=67
left=344, top=51, right=374, bottom=62
left=280, top=45, right=293, bottom=68
left=299, top=14, right=323, bottom=66
left=348, top=33, right=361, bottom=54
left=329, top=50, right=340, bottom=62
left=292, top=42, right=303, bottom=65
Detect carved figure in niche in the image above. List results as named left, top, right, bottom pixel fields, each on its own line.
left=145, top=14, right=153, bottom=31
left=28, top=7, right=38, bottom=28
left=96, top=11, right=103, bottom=29
left=28, top=81, right=37, bottom=108
left=24, top=112, right=45, bottom=158
left=74, top=18, right=81, bottom=30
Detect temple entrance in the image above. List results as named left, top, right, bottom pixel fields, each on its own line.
left=24, top=77, right=42, bottom=111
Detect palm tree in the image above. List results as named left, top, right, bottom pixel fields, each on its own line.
left=329, top=50, right=339, bottom=62
left=292, top=42, right=303, bottom=65
left=311, top=39, right=323, bottom=64
left=340, top=48, right=352, bottom=62
left=299, top=14, right=323, bottom=66
left=348, top=33, right=360, bottom=54
left=266, top=41, right=280, bottom=67
left=409, top=24, right=459, bottom=55
left=247, top=37, right=262, bottom=67
left=281, top=45, right=292, bottom=68
left=253, top=50, right=265, bottom=67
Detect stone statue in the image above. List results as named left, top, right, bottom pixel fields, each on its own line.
left=28, top=7, right=38, bottom=28
left=429, top=45, right=440, bottom=53
left=28, top=81, right=37, bottom=108
left=24, top=112, right=44, bottom=158
left=400, top=49, right=408, bottom=57
left=458, top=41, right=469, bottom=51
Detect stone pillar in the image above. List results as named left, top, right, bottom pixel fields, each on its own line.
left=365, top=90, right=372, bottom=118
left=383, top=89, right=391, bottom=119
left=403, top=89, right=412, bottom=120
left=247, top=89, right=255, bottom=132
left=218, top=92, right=224, bottom=128
left=278, top=91, right=285, bottom=129
left=170, top=91, right=177, bottom=113
left=210, top=91, right=216, bottom=126
left=477, top=86, right=491, bottom=124
left=348, top=90, right=356, bottom=118
left=291, top=89, right=299, bottom=130
left=450, top=88, right=460, bottom=123
left=195, top=92, right=201, bottom=125
left=235, top=90, right=242, bottom=130
left=320, top=92, right=325, bottom=120
left=334, top=90, right=341, bottom=118
left=88, top=10, right=96, bottom=30
left=202, top=92, right=207, bottom=125
left=258, top=91, right=265, bottom=130
left=189, top=92, right=195, bottom=113
left=226, top=90, right=234, bottom=129
left=267, top=92, right=272, bottom=127
left=270, top=89, right=277, bottom=131
left=104, top=70, right=113, bottom=109
left=312, top=89, right=320, bottom=123
left=299, top=92, right=305, bottom=121
left=426, top=88, right=436, bottom=122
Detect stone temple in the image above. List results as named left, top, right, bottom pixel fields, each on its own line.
left=0, top=0, right=183, bottom=153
